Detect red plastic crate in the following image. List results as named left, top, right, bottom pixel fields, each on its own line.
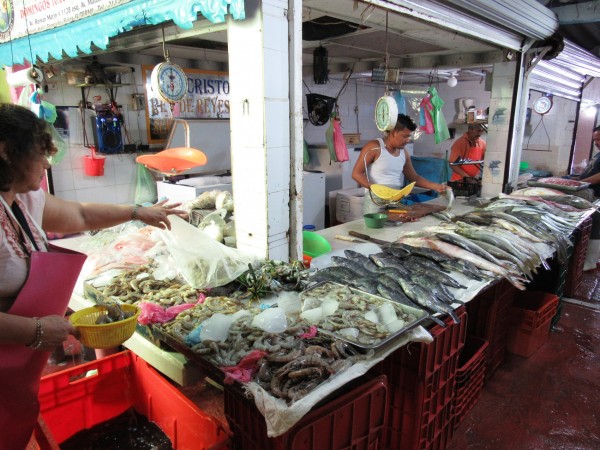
left=564, top=216, right=592, bottom=297
left=510, top=291, right=559, bottom=332
left=37, top=351, right=230, bottom=450
left=453, top=336, right=488, bottom=429
left=507, top=316, right=553, bottom=357
left=224, top=375, right=388, bottom=450
left=466, top=279, right=515, bottom=380
left=370, top=306, right=467, bottom=450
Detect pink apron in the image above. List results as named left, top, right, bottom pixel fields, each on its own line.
left=0, top=244, right=86, bottom=450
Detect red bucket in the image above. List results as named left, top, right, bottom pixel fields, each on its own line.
left=84, top=147, right=105, bottom=176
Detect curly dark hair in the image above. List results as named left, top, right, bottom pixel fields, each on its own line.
left=0, top=103, right=57, bottom=192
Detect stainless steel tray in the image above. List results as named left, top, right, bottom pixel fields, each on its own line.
left=300, top=281, right=430, bottom=351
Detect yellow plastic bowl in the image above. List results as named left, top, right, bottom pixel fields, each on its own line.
left=70, top=304, right=140, bottom=349
left=364, top=213, right=388, bottom=228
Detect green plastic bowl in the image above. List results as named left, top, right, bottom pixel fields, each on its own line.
left=364, top=213, right=388, bottom=228
left=302, top=231, right=332, bottom=258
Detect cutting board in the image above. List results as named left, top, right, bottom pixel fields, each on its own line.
left=386, top=203, right=447, bottom=222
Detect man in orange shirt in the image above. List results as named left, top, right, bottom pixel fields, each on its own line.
left=449, top=124, right=486, bottom=181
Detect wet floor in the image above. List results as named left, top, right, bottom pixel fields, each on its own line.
left=448, top=273, right=600, bottom=450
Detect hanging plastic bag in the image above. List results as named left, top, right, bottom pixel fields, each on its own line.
left=429, top=87, right=451, bottom=144
left=393, top=91, right=407, bottom=115
left=47, top=125, right=68, bottom=165
left=332, top=117, right=349, bottom=162
left=134, top=163, right=158, bottom=205
left=158, top=216, right=258, bottom=289
left=303, top=139, right=310, bottom=165
left=25, top=88, right=67, bottom=165
left=325, top=114, right=338, bottom=163
left=419, top=96, right=435, bottom=134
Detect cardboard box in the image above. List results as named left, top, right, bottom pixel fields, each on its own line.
left=336, top=187, right=365, bottom=223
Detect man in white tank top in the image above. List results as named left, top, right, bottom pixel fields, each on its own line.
left=352, top=114, right=448, bottom=213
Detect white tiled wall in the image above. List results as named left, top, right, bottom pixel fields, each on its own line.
left=522, top=93, right=578, bottom=176
left=302, top=76, right=492, bottom=160
left=44, top=62, right=154, bottom=204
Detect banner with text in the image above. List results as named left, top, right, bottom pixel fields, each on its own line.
left=0, top=0, right=133, bottom=42
left=143, top=65, right=230, bottom=144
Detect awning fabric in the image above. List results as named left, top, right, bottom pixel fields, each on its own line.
left=0, top=0, right=245, bottom=67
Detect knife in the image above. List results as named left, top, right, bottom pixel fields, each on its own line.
left=348, top=231, right=391, bottom=245
left=335, top=234, right=366, bottom=242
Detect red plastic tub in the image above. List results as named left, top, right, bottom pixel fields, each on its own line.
left=37, top=351, right=230, bottom=449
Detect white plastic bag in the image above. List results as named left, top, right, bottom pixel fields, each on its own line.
left=158, top=216, right=257, bottom=289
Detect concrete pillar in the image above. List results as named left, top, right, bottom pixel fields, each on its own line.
left=227, top=0, right=292, bottom=260
left=481, top=61, right=518, bottom=198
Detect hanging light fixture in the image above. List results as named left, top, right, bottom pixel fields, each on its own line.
left=313, top=46, right=329, bottom=85
left=447, top=72, right=458, bottom=87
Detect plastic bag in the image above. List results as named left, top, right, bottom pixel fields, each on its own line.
left=158, top=215, right=258, bottom=289
left=332, top=118, right=349, bottom=162
left=393, top=91, right=407, bottom=115
left=303, top=139, right=310, bottom=165
left=134, top=163, right=158, bottom=205
left=47, top=125, right=67, bottom=165
left=325, top=116, right=337, bottom=163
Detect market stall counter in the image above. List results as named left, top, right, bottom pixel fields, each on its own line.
left=56, top=234, right=205, bottom=387
left=50, top=192, right=595, bottom=447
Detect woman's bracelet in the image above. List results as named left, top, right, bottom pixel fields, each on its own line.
left=27, top=317, right=44, bottom=350
left=131, top=204, right=140, bottom=221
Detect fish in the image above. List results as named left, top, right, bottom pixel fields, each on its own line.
left=331, top=256, right=372, bottom=276
left=391, top=243, right=453, bottom=262
left=382, top=244, right=411, bottom=259
left=454, top=222, right=542, bottom=268
left=394, top=274, right=461, bottom=324
left=344, top=249, right=381, bottom=272
left=397, top=236, right=526, bottom=290
left=369, top=254, right=410, bottom=274
left=444, top=187, right=455, bottom=211
left=470, top=238, right=535, bottom=279
left=411, top=273, right=462, bottom=306
left=311, top=266, right=360, bottom=284
left=350, top=276, right=380, bottom=295
left=433, top=230, right=508, bottom=268
left=376, top=281, right=419, bottom=309
left=438, top=258, right=486, bottom=281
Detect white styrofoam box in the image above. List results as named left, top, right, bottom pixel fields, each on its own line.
left=156, top=181, right=232, bottom=203
left=336, top=188, right=365, bottom=223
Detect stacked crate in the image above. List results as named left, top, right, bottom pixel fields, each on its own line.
left=507, top=291, right=559, bottom=357
left=452, top=336, right=488, bottom=429
left=465, top=279, right=516, bottom=380
left=369, top=307, right=467, bottom=450
left=223, top=375, right=388, bottom=450
left=564, top=216, right=593, bottom=298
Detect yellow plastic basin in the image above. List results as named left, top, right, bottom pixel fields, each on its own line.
left=370, top=182, right=416, bottom=202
